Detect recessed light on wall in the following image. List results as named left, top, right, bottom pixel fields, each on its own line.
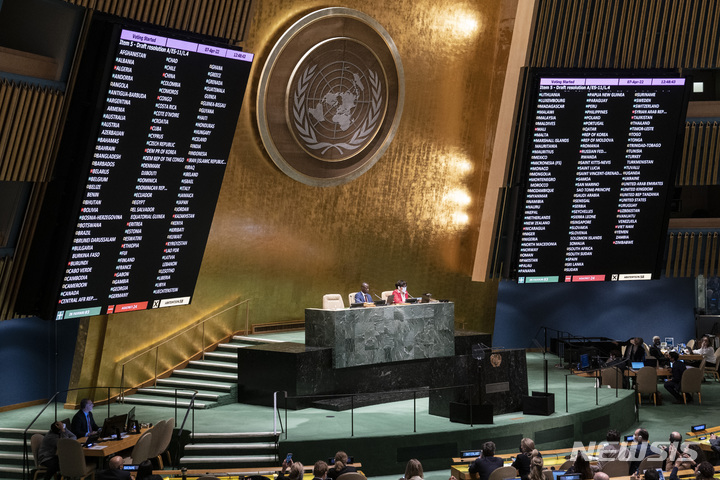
left=693, top=81, right=704, bottom=93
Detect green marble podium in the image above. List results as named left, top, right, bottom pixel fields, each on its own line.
left=305, top=302, right=455, bottom=368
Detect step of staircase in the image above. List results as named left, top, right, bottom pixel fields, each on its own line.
left=179, top=454, right=278, bottom=465
left=178, top=432, right=279, bottom=470
left=136, top=388, right=221, bottom=401
left=0, top=428, right=47, bottom=480
left=184, top=442, right=277, bottom=451
left=121, top=394, right=213, bottom=409
left=156, top=377, right=234, bottom=391
left=204, top=351, right=238, bottom=361
left=189, top=359, right=238, bottom=371
left=172, top=368, right=238, bottom=381
left=120, top=335, right=278, bottom=410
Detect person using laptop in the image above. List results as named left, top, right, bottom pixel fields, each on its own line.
left=70, top=398, right=99, bottom=438
left=467, top=441, right=504, bottom=480
left=663, top=351, right=687, bottom=404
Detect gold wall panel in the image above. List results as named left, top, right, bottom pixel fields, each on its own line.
left=66, top=0, right=519, bottom=394
left=64, top=0, right=253, bottom=42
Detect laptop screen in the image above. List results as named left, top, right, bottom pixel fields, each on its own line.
left=552, top=472, right=566, bottom=480
left=580, top=353, right=590, bottom=369
left=558, top=474, right=582, bottom=480
left=631, top=361, right=644, bottom=369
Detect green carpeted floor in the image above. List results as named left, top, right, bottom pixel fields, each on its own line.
left=2, top=333, right=718, bottom=479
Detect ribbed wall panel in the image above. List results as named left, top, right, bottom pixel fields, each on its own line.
left=65, top=0, right=253, bottom=43
left=677, top=122, right=720, bottom=186
left=532, top=0, right=720, bottom=68
left=0, top=81, right=63, bottom=182
left=666, top=232, right=720, bottom=278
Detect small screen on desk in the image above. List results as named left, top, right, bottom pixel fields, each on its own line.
left=625, top=435, right=634, bottom=442
left=692, top=424, right=706, bottom=432
left=552, top=472, right=566, bottom=480
left=631, top=361, right=644, bottom=369
left=123, top=465, right=139, bottom=471
left=558, top=474, right=582, bottom=480
left=461, top=450, right=481, bottom=458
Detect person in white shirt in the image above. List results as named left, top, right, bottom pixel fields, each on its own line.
left=692, top=336, right=716, bottom=366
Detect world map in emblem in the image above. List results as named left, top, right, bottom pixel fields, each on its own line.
left=289, top=39, right=388, bottom=162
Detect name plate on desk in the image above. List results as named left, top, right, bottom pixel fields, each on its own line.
left=485, top=382, right=510, bottom=394
left=305, top=302, right=455, bottom=368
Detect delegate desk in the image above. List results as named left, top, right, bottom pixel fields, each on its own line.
left=305, top=302, right=454, bottom=368
left=81, top=428, right=149, bottom=459
left=451, top=449, right=577, bottom=480
left=156, top=463, right=363, bottom=479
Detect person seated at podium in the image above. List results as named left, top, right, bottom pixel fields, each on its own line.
left=70, top=398, right=99, bottom=438
left=354, top=283, right=373, bottom=304
left=468, top=441, right=503, bottom=480
left=392, top=280, right=412, bottom=304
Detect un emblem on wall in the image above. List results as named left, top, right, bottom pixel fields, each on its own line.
left=257, top=8, right=404, bottom=186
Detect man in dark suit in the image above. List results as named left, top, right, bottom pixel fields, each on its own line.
left=628, top=428, right=655, bottom=474
left=70, top=398, right=99, bottom=438
left=468, top=441, right=504, bottom=480
left=663, top=351, right=687, bottom=404
left=96, top=456, right=132, bottom=480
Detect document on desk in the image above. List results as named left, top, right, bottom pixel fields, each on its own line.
left=87, top=445, right=108, bottom=450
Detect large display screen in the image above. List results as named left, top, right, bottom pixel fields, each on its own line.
left=510, top=70, right=689, bottom=284
left=18, top=18, right=253, bottom=319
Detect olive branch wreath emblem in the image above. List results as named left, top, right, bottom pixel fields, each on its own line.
left=292, top=64, right=382, bottom=156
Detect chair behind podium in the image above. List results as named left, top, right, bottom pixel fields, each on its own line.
left=349, top=292, right=358, bottom=306
left=322, top=294, right=345, bottom=310
left=381, top=290, right=393, bottom=302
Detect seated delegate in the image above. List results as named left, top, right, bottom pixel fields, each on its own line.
left=392, top=280, right=412, bottom=304
left=354, top=282, right=373, bottom=304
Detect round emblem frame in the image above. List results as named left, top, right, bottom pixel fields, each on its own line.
left=257, top=8, right=404, bottom=187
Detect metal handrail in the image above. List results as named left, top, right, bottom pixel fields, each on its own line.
left=274, top=383, right=479, bottom=439
left=119, top=298, right=250, bottom=400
